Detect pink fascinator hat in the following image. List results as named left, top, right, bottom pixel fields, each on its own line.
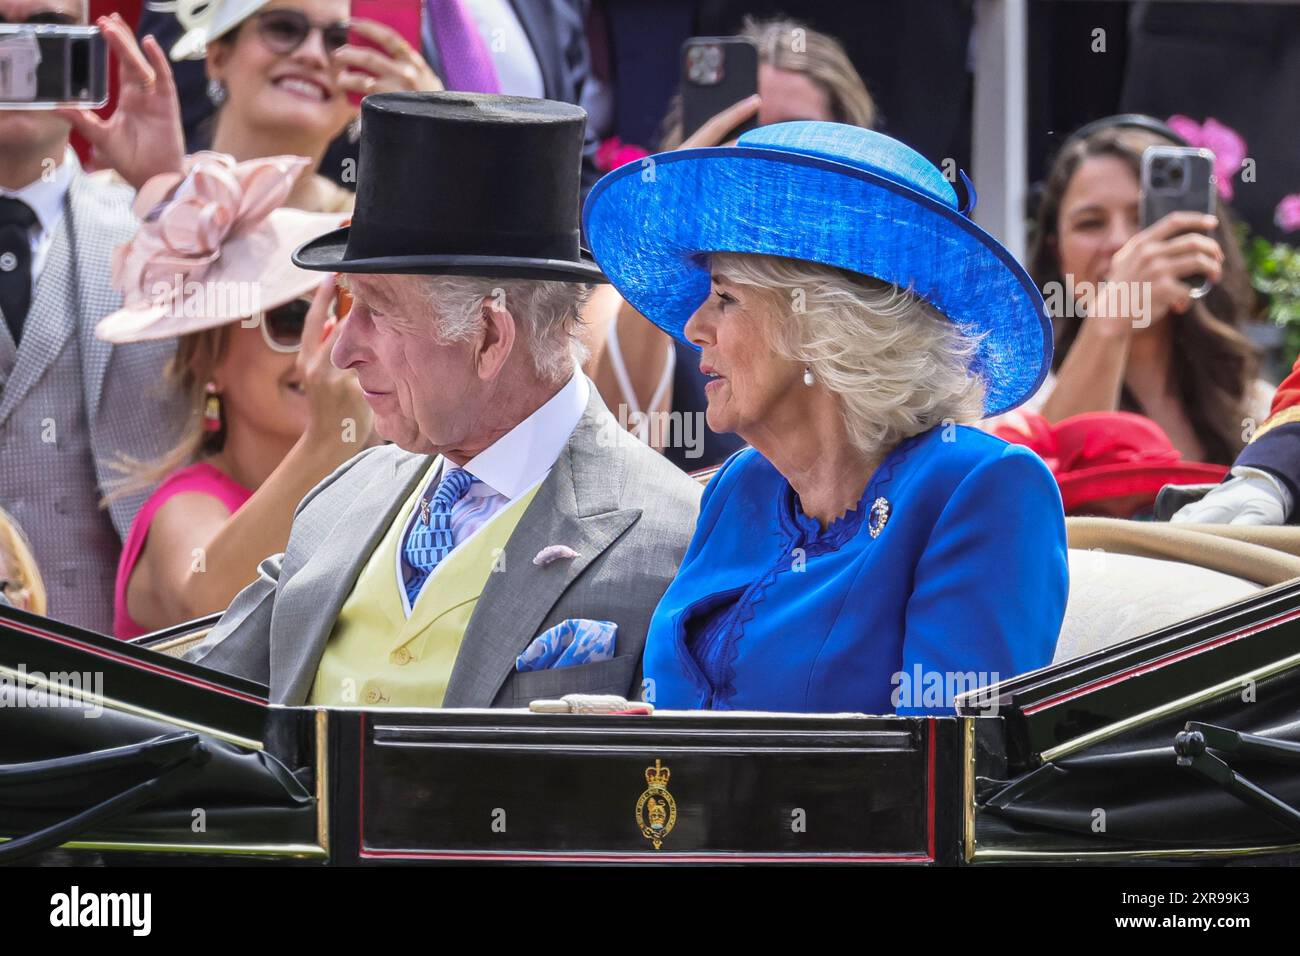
left=97, top=151, right=346, bottom=344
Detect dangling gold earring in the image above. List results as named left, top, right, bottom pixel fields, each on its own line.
left=204, top=382, right=222, bottom=432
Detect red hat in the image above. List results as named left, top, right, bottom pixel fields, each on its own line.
left=991, top=411, right=1227, bottom=517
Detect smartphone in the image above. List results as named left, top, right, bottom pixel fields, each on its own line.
left=0, top=24, right=108, bottom=109
left=1140, top=145, right=1217, bottom=299
left=680, top=36, right=758, bottom=143
left=347, top=0, right=424, bottom=106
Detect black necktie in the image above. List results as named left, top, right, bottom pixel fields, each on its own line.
left=0, top=197, right=37, bottom=346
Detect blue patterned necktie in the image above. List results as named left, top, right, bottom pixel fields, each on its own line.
left=403, top=466, right=477, bottom=604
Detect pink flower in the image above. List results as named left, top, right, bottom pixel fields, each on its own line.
left=594, top=136, right=650, bottom=173
left=1276, top=194, right=1300, bottom=234
left=1166, top=115, right=1247, bottom=202
left=533, top=545, right=580, bottom=566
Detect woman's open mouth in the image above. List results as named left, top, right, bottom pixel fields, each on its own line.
left=272, top=75, right=330, bottom=102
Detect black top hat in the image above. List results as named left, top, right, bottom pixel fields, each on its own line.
left=293, top=92, right=606, bottom=283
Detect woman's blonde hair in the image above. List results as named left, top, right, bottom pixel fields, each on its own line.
left=103, top=326, right=232, bottom=504
left=0, top=506, right=46, bottom=615
left=710, top=253, right=986, bottom=456
left=660, top=16, right=878, bottom=149
left=740, top=16, right=877, bottom=130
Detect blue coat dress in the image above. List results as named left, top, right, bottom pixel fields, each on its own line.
left=643, top=425, right=1069, bottom=714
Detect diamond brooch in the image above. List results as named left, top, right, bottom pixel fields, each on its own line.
left=868, top=496, right=891, bottom=539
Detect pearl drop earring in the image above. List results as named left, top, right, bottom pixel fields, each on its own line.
left=803, top=365, right=815, bottom=386
left=206, top=78, right=227, bottom=107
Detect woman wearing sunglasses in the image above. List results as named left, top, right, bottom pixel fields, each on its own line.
left=165, top=0, right=441, bottom=212
left=97, top=153, right=373, bottom=638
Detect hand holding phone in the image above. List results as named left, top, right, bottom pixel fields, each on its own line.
left=0, top=22, right=106, bottom=108
left=1103, top=211, right=1223, bottom=324
left=680, top=36, right=759, bottom=144
left=53, top=14, right=186, bottom=192
left=1140, top=145, right=1219, bottom=300
left=679, top=94, right=761, bottom=150
left=335, top=1, right=441, bottom=105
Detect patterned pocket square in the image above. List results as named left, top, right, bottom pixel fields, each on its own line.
left=516, top=618, right=618, bottom=672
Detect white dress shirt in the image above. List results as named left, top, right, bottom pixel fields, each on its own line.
left=396, top=371, right=590, bottom=616
left=0, top=146, right=76, bottom=281
left=466, top=0, right=545, bottom=99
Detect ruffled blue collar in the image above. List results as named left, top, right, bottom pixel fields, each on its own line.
left=777, top=432, right=923, bottom=552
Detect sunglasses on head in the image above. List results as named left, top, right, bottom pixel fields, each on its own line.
left=258, top=297, right=311, bottom=353
left=0, top=11, right=77, bottom=25
left=252, top=8, right=350, bottom=58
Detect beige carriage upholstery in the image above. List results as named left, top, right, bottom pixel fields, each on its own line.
left=146, top=628, right=213, bottom=659
left=1053, top=518, right=1300, bottom=663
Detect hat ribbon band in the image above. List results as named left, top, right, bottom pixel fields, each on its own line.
left=957, top=169, right=977, bottom=217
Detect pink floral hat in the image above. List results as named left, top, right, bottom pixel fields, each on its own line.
left=96, top=151, right=345, bottom=344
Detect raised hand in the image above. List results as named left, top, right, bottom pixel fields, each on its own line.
left=55, top=14, right=185, bottom=191
left=680, top=94, right=762, bottom=149
left=333, top=18, right=443, bottom=99
left=296, top=276, right=374, bottom=448
left=1100, top=212, right=1223, bottom=324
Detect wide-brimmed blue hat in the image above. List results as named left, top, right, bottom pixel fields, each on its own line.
left=581, top=122, right=1051, bottom=416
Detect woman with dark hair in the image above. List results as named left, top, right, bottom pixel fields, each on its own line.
left=1025, top=119, right=1271, bottom=466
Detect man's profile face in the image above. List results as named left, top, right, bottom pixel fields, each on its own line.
left=0, top=0, right=86, bottom=153
left=331, top=273, right=488, bottom=457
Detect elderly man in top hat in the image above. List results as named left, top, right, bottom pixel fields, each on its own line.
left=189, top=92, right=701, bottom=709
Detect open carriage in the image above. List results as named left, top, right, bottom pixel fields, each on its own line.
left=1, top=518, right=1299, bottom=866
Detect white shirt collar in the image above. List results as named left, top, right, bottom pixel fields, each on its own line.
left=460, top=372, right=589, bottom=499
left=0, top=146, right=77, bottom=236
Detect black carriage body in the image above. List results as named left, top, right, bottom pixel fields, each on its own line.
left=1, top=581, right=1299, bottom=866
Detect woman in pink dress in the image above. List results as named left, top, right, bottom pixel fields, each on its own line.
left=98, top=151, right=372, bottom=638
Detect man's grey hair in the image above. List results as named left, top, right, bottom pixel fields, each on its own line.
left=419, top=276, right=590, bottom=385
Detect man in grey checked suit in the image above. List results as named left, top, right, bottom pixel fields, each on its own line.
left=0, top=0, right=185, bottom=633
left=190, top=93, right=700, bottom=707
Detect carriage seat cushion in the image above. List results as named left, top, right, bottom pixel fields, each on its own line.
left=1052, top=549, right=1259, bottom=664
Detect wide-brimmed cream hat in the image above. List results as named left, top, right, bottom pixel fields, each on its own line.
left=96, top=151, right=345, bottom=344
left=150, top=0, right=271, bottom=61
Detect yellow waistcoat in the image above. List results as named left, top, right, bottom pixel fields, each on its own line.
left=308, top=460, right=539, bottom=708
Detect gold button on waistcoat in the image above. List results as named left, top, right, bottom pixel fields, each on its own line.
left=391, top=646, right=412, bottom=665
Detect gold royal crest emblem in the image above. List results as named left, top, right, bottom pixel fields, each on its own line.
left=635, top=759, right=677, bottom=849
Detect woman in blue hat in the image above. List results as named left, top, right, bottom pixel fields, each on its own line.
left=583, top=122, right=1070, bottom=714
